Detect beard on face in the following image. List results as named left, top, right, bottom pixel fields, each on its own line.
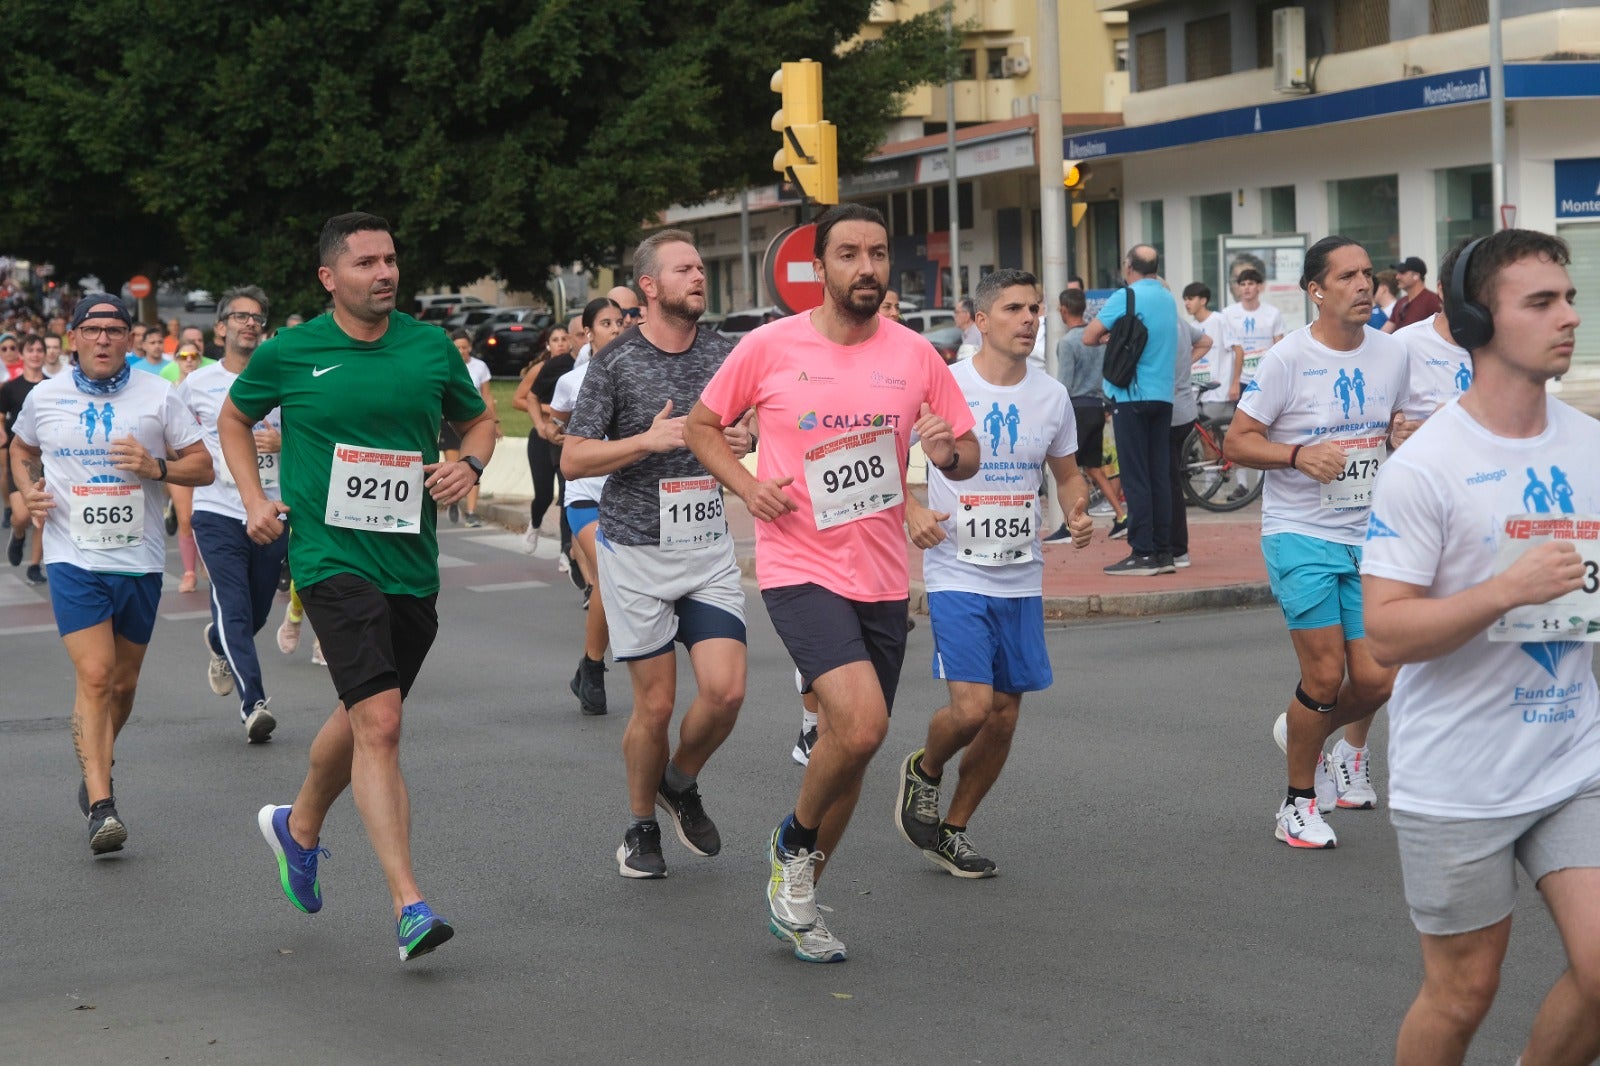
left=828, top=275, right=883, bottom=327
left=656, top=289, right=705, bottom=327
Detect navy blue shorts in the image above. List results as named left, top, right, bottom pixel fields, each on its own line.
left=48, top=563, right=163, bottom=643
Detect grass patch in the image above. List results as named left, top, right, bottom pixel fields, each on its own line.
left=489, top=380, right=532, bottom=438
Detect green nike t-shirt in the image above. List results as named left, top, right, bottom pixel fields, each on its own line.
left=229, top=311, right=486, bottom=596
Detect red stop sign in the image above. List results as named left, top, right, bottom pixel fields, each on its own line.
left=763, top=224, right=822, bottom=315
left=127, top=275, right=153, bottom=299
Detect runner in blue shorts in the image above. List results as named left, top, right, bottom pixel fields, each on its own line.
left=892, top=270, right=1093, bottom=877
left=9, top=294, right=212, bottom=856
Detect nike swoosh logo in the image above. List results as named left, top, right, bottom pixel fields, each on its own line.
left=312, top=365, right=342, bottom=377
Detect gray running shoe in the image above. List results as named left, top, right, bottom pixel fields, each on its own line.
left=656, top=778, right=720, bottom=856
left=88, top=799, right=127, bottom=855
left=770, top=911, right=847, bottom=963
left=894, top=749, right=942, bottom=850
left=766, top=826, right=820, bottom=931
left=204, top=623, right=234, bottom=696
left=244, top=700, right=277, bottom=744
left=924, top=827, right=998, bottom=878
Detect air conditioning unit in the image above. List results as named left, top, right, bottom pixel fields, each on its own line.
left=1000, top=54, right=1031, bottom=78
left=1272, top=7, right=1310, bottom=94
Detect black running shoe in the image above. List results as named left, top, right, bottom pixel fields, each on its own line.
left=447, top=503, right=460, bottom=524
left=570, top=656, right=607, bottom=716
left=88, top=799, right=127, bottom=855
left=277, top=559, right=290, bottom=593
left=617, top=822, right=667, bottom=878
left=567, top=552, right=585, bottom=591
left=894, top=749, right=942, bottom=850
left=791, top=725, right=818, bottom=767
left=7, top=534, right=23, bottom=567
left=26, top=564, right=46, bottom=585
left=924, top=826, right=997, bottom=878
left=656, top=778, right=721, bottom=856
left=164, top=501, right=178, bottom=536
left=78, top=773, right=114, bottom=819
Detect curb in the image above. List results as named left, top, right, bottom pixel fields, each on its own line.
left=479, top=498, right=1274, bottom=621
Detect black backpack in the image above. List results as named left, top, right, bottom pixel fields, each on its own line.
left=1102, top=284, right=1149, bottom=390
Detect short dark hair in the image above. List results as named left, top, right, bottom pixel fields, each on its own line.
left=319, top=212, right=392, bottom=267
left=813, top=203, right=887, bottom=259
left=1461, top=228, right=1571, bottom=312
left=449, top=329, right=471, bottom=343
left=1233, top=268, right=1263, bottom=285
left=1437, top=237, right=1478, bottom=297
left=1299, top=236, right=1364, bottom=291
left=1068, top=274, right=1085, bottom=288
left=973, top=269, right=1037, bottom=315
left=1061, top=289, right=1087, bottom=317
left=1374, top=269, right=1400, bottom=298
left=957, top=297, right=974, bottom=316
left=1181, top=282, right=1211, bottom=303
left=1125, top=244, right=1159, bottom=277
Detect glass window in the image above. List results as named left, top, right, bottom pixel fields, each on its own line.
left=1191, top=191, right=1233, bottom=298
left=986, top=50, right=1007, bottom=80
left=1557, top=223, right=1600, bottom=369
left=1140, top=200, right=1165, bottom=250
left=1263, top=185, right=1297, bottom=234
left=1089, top=202, right=1122, bottom=289
left=891, top=192, right=910, bottom=237
left=1185, top=13, right=1232, bottom=81
left=1432, top=0, right=1487, bottom=33
left=1135, top=29, right=1168, bottom=91
left=957, top=49, right=977, bottom=81
left=1435, top=164, right=1492, bottom=261
left=1328, top=175, right=1399, bottom=267
left=1334, top=0, right=1390, bottom=52
left=932, top=181, right=974, bottom=232
left=1114, top=38, right=1129, bottom=73
left=911, top=187, right=930, bottom=236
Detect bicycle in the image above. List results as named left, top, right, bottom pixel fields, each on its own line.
left=1180, top=381, right=1263, bottom=512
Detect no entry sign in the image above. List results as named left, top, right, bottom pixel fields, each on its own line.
left=763, top=224, right=823, bottom=315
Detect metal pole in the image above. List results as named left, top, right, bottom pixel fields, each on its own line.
left=945, top=4, right=961, bottom=309
left=1488, top=0, right=1506, bottom=228
left=740, top=189, right=755, bottom=304
left=1037, top=0, right=1068, bottom=529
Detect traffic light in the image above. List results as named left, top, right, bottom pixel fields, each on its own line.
left=771, top=59, right=838, bottom=205
left=1063, top=159, right=1091, bottom=227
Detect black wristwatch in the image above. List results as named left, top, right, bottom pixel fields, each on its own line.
left=935, top=450, right=960, bottom=473
left=462, top=456, right=485, bottom=483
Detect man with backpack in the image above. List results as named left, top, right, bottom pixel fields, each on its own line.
left=1081, top=245, right=1180, bottom=576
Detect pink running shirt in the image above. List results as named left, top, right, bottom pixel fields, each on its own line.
left=699, top=313, right=976, bottom=601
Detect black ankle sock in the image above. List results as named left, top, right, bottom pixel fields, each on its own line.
left=940, top=821, right=966, bottom=835
left=914, top=752, right=941, bottom=785
left=1287, top=786, right=1316, bottom=805
left=781, top=814, right=818, bottom=854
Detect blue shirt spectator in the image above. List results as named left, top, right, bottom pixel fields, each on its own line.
left=1095, top=277, right=1178, bottom=406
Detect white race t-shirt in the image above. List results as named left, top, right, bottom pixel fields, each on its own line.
left=1396, top=315, right=1473, bottom=422
left=1361, top=398, right=1600, bottom=817
left=923, top=360, right=1077, bottom=598
left=177, top=362, right=283, bottom=522
left=1220, top=302, right=1285, bottom=386
left=1237, top=325, right=1408, bottom=545
left=1190, top=312, right=1229, bottom=389
left=550, top=361, right=606, bottom=507
left=13, top=370, right=204, bottom=573
left=466, top=357, right=492, bottom=392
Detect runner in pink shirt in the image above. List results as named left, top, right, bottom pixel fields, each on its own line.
left=687, top=203, right=977, bottom=963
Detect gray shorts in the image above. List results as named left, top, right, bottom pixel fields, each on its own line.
left=1390, top=778, right=1600, bottom=935
left=595, top=531, right=745, bottom=660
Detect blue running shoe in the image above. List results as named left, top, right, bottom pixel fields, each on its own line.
left=397, top=901, right=454, bottom=962
left=258, top=804, right=327, bottom=914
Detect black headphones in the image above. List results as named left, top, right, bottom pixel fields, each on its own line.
left=1446, top=237, right=1493, bottom=351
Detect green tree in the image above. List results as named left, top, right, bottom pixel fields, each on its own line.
left=0, top=1, right=957, bottom=313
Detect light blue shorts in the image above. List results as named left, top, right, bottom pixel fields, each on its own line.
left=928, top=591, right=1052, bottom=694
left=1261, top=533, right=1364, bottom=637
left=48, top=563, right=162, bottom=643
left=565, top=501, right=599, bottom=536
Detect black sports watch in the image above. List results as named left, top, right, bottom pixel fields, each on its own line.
left=462, top=455, right=485, bottom=483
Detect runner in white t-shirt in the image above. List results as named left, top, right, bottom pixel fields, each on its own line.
left=1395, top=237, right=1477, bottom=424
left=550, top=296, right=626, bottom=716
left=1226, top=237, right=1414, bottom=850
left=178, top=287, right=287, bottom=744
left=1360, top=229, right=1600, bottom=1064
left=9, top=294, right=212, bottom=856
left=893, top=270, right=1092, bottom=878
left=1182, top=282, right=1232, bottom=417
left=1220, top=269, right=1285, bottom=402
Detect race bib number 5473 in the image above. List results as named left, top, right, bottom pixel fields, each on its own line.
left=1490, top=513, right=1600, bottom=642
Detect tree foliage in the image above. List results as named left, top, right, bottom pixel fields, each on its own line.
left=0, top=1, right=957, bottom=312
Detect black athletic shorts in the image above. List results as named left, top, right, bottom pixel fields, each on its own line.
left=761, top=583, right=909, bottom=715
left=298, top=572, right=439, bottom=707
left=437, top=419, right=463, bottom=453
left=1072, top=402, right=1106, bottom=469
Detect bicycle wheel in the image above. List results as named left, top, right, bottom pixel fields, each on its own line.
left=1188, top=420, right=1263, bottom=512
left=1180, top=423, right=1227, bottom=507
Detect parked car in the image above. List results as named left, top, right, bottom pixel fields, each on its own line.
left=717, top=306, right=784, bottom=341
left=413, top=293, right=488, bottom=316
left=899, top=309, right=955, bottom=334
left=479, top=313, right=554, bottom=376
left=443, top=307, right=497, bottom=331
left=184, top=289, right=216, bottom=311
left=470, top=306, right=544, bottom=347
left=921, top=325, right=963, bottom=364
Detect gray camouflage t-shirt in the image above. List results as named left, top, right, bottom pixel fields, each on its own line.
left=566, top=325, right=734, bottom=547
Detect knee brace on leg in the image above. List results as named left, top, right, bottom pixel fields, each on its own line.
left=1295, top=682, right=1336, bottom=713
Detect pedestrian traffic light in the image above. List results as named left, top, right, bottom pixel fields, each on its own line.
left=1063, top=160, right=1091, bottom=227
left=771, top=59, right=839, bottom=205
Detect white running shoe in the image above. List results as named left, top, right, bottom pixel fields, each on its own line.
left=244, top=699, right=277, bottom=744
left=1272, top=712, right=1337, bottom=812
left=1328, top=740, right=1378, bottom=810
left=557, top=553, right=571, bottom=574
left=770, top=911, right=847, bottom=963
left=1275, top=797, right=1337, bottom=849
left=766, top=827, right=820, bottom=931
left=520, top=527, right=540, bottom=555
left=310, top=640, right=326, bottom=667
left=276, top=615, right=301, bottom=655
left=205, top=623, right=234, bottom=696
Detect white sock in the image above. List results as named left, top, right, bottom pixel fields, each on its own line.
left=802, top=710, right=818, bottom=731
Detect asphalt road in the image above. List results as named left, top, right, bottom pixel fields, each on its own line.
left=0, top=524, right=1580, bottom=1065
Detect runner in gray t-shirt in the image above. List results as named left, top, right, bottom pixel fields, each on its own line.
left=566, top=325, right=733, bottom=545
left=561, top=230, right=756, bottom=882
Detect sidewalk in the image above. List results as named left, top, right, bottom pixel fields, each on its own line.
left=476, top=492, right=1272, bottom=620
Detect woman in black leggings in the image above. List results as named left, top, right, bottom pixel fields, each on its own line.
left=515, top=325, right=576, bottom=560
